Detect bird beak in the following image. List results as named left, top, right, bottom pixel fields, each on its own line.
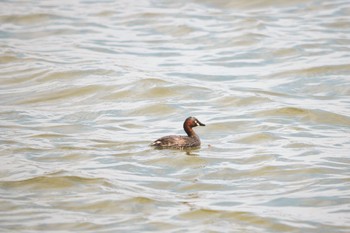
left=197, top=120, right=205, bottom=126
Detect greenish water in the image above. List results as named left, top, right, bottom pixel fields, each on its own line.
left=1, top=0, right=350, bottom=232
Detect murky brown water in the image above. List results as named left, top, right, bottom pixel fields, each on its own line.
left=1, top=0, right=350, bottom=232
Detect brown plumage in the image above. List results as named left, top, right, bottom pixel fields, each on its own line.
left=151, top=117, right=205, bottom=149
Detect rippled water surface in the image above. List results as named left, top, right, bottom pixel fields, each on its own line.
left=1, top=0, right=350, bottom=232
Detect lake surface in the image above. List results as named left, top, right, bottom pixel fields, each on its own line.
left=1, top=0, right=350, bottom=232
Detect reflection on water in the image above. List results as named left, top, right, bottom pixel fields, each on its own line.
left=1, top=0, right=350, bottom=232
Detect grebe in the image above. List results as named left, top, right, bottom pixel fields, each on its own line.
left=151, top=117, right=205, bottom=149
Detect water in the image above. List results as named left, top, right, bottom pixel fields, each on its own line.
left=1, top=0, right=350, bottom=232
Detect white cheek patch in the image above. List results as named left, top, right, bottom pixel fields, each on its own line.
left=195, top=121, right=200, bottom=126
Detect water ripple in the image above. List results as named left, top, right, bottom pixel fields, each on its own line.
left=1, top=0, right=350, bottom=232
